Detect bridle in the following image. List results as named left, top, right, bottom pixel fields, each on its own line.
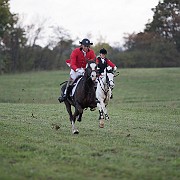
left=98, top=67, right=119, bottom=96
left=85, top=62, right=98, bottom=81
left=98, top=70, right=113, bottom=96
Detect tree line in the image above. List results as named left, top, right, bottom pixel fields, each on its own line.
left=0, top=0, right=179, bottom=74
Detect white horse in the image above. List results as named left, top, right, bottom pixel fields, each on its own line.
left=96, top=66, right=115, bottom=128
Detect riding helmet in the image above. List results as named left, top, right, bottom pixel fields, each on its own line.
left=79, top=38, right=93, bottom=46
left=99, top=48, right=107, bottom=54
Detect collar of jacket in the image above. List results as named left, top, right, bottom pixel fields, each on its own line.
left=80, top=47, right=90, bottom=52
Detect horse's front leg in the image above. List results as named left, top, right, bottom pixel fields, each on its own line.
left=74, top=102, right=84, bottom=121
left=64, top=101, right=74, bottom=124
left=103, top=103, right=109, bottom=121
left=99, top=98, right=109, bottom=120
left=72, top=108, right=80, bottom=134
left=77, top=113, right=83, bottom=122
left=97, top=100, right=105, bottom=128
left=103, top=90, right=112, bottom=120
left=71, top=121, right=79, bottom=134
left=74, top=109, right=83, bottom=122
left=75, top=101, right=83, bottom=114
left=97, top=102, right=104, bottom=119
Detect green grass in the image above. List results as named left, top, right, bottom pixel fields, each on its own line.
left=0, top=68, right=180, bottom=180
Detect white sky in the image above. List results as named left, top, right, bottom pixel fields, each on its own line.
left=10, top=0, right=160, bottom=47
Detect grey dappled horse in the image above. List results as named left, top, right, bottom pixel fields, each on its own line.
left=96, top=66, right=115, bottom=128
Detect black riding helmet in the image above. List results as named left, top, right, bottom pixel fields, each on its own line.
left=99, top=48, right=107, bottom=54
left=79, top=38, right=93, bottom=46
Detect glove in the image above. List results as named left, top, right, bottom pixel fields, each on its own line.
left=76, top=68, right=84, bottom=75
left=107, top=66, right=112, bottom=71
left=113, top=66, right=117, bottom=72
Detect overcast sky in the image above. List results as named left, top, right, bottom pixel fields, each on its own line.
left=10, top=0, right=160, bottom=46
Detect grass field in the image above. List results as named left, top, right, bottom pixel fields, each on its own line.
left=0, top=68, right=180, bottom=180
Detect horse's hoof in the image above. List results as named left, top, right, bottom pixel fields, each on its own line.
left=105, top=114, right=109, bottom=120
left=99, top=119, right=104, bottom=128
left=99, top=115, right=104, bottom=120
left=99, top=124, right=104, bottom=128
left=72, top=129, right=79, bottom=134
left=90, top=107, right=96, bottom=111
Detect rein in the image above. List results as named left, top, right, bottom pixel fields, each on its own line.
left=60, top=80, right=68, bottom=86
left=81, top=65, right=97, bottom=93
left=114, top=71, right=120, bottom=77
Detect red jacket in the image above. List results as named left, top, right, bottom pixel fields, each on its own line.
left=66, top=48, right=96, bottom=71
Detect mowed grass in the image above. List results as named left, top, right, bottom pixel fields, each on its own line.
left=0, top=68, right=180, bottom=180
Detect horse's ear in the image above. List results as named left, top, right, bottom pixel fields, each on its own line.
left=89, top=58, right=96, bottom=63
left=86, top=58, right=96, bottom=63
left=85, top=59, right=92, bottom=63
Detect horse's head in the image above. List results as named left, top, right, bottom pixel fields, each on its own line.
left=105, top=66, right=115, bottom=89
left=85, top=60, right=97, bottom=81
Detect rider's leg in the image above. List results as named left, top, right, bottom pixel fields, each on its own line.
left=58, top=69, right=76, bottom=103
left=58, top=78, right=73, bottom=103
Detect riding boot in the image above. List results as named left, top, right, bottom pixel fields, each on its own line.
left=58, top=79, right=73, bottom=103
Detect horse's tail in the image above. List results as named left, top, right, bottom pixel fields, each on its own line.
left=60, top=81, right=68, bottom=86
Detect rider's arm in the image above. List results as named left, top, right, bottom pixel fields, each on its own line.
left=107, top=59, right=116, bottom=68
left=70, top=49, right=78, bottom=71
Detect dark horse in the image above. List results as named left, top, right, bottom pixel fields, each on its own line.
left=60, top=60, right=97, bottom=134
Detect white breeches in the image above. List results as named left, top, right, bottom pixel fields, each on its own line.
left=70, top=69, right=84, bottom=80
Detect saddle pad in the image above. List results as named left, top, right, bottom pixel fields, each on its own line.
left=71, top=77, right=82, bottom=97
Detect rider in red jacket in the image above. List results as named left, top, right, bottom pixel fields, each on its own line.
left=58, top=38, right=96, bottom=103
left=70, top=46, right=96, bottom=71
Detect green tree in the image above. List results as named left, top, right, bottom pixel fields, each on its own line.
left=0, top=0, right=13, bottom=73
left=0, top=0, right=13, bottom=38
left=2, top=17, right=27, bottom=72
left=0, top=0, right=27, bottom=72
left=121, top=0, right=180, bottom=68
left=145, top=0, right=180, bottom=51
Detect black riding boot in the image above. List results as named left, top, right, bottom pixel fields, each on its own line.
left=58, top=80, right=73, bottom=103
